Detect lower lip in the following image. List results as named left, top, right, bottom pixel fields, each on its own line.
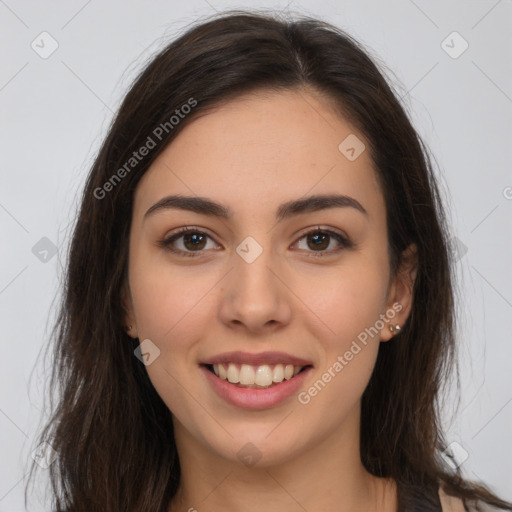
left=200, top=365, right=312, bottom=410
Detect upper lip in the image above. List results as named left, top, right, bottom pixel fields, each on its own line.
left=201, top=351, right=314, bottom=367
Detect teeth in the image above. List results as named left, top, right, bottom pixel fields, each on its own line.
left=272, top=364, right=284, bottom=383
left=255, top=365, right=273, bottom=386
left=218, top=363, right=227, bottom=380
left=211, top=362, right=306, bottom=387
left=227, top=363, right=240, bottom=383
left=239, top=364, right=255, bottom=385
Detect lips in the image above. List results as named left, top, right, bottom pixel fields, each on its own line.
left=200, top=363, right=313, bottom=409
left=201, top=350, right=313, bottom=367
left=199, top=351, right=313, bottom=408
left=201, top=350, right=313, bottom=389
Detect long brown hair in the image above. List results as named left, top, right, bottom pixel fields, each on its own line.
left=26, top=9, right=512, bottom=512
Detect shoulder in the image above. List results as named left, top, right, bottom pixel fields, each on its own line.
left=439, top=486, right=466, bottom=512
left=438, top=486, right=506, bottom=512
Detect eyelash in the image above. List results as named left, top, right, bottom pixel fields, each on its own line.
left=158, top=226, right=353, bottom=258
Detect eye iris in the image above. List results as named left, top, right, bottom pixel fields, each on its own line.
left=308, top=232, right=329, bottom=250
left=184, top=232, right=206, bottom=251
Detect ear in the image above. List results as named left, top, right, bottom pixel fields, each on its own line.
left=380, top=243, right=418, bottom=342
left=121, top=280, right=138, bottom=339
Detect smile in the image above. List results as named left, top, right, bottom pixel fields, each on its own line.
left=200, top=363, right=313, bottom=409
left=206, top=362, right=309, bottom=389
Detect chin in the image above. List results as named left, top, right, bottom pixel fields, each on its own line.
left=206, top=428, right=308, bottom=469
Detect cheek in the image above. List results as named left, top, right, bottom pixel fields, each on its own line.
left=296, top=255, right=388, bottom=409
left=299, top=257, right=389, bottom=344
left=307, top=345, right=379, bottom=425
left=129, top=245, right=214, bottom=342
left=298, top=268, right=386, bottom=415
left=128, top=258, right=210, bottom=419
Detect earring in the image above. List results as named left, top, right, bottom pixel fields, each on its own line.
left=389, top=324, right=401, bottom=334
left=125, top=325, right=132, bottom=332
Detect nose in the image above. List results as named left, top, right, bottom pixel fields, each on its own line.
left=218, top=240, right=292, bottom=334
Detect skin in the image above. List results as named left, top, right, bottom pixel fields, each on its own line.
left=123, top=86, right=417, bottom=512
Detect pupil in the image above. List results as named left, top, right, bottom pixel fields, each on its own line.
left=310, top=233, right=328, bottom=250
left=185, top=233, right=205, bottom=250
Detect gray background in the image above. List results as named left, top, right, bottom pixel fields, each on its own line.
left=0, top=0, right=511, bottom=510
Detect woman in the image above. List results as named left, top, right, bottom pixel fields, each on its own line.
left=26, top=9, right=512, bottom=512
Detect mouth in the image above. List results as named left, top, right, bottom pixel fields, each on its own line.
left=201, top=363, right=313, bottom=389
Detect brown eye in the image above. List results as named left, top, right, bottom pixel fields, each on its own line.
left=294, top=228, right=352, bottom=256
left=159, top=228, right=217, bottom=257
left=181, top=231, right=207, bottom=251
left=158, top=226, right=352, bottom=258
left=306, top=231, right=330, bottom=250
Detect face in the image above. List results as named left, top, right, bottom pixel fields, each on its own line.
left=124, top=87, right=415, bottom=468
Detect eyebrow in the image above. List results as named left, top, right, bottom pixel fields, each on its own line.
left=144, top=193, right=368, bottom=222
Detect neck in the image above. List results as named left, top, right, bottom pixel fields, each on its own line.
left=168, top=404, right=397, bottom=512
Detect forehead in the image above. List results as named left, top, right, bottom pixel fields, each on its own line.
left=133, top=88, right=384, bottom=223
